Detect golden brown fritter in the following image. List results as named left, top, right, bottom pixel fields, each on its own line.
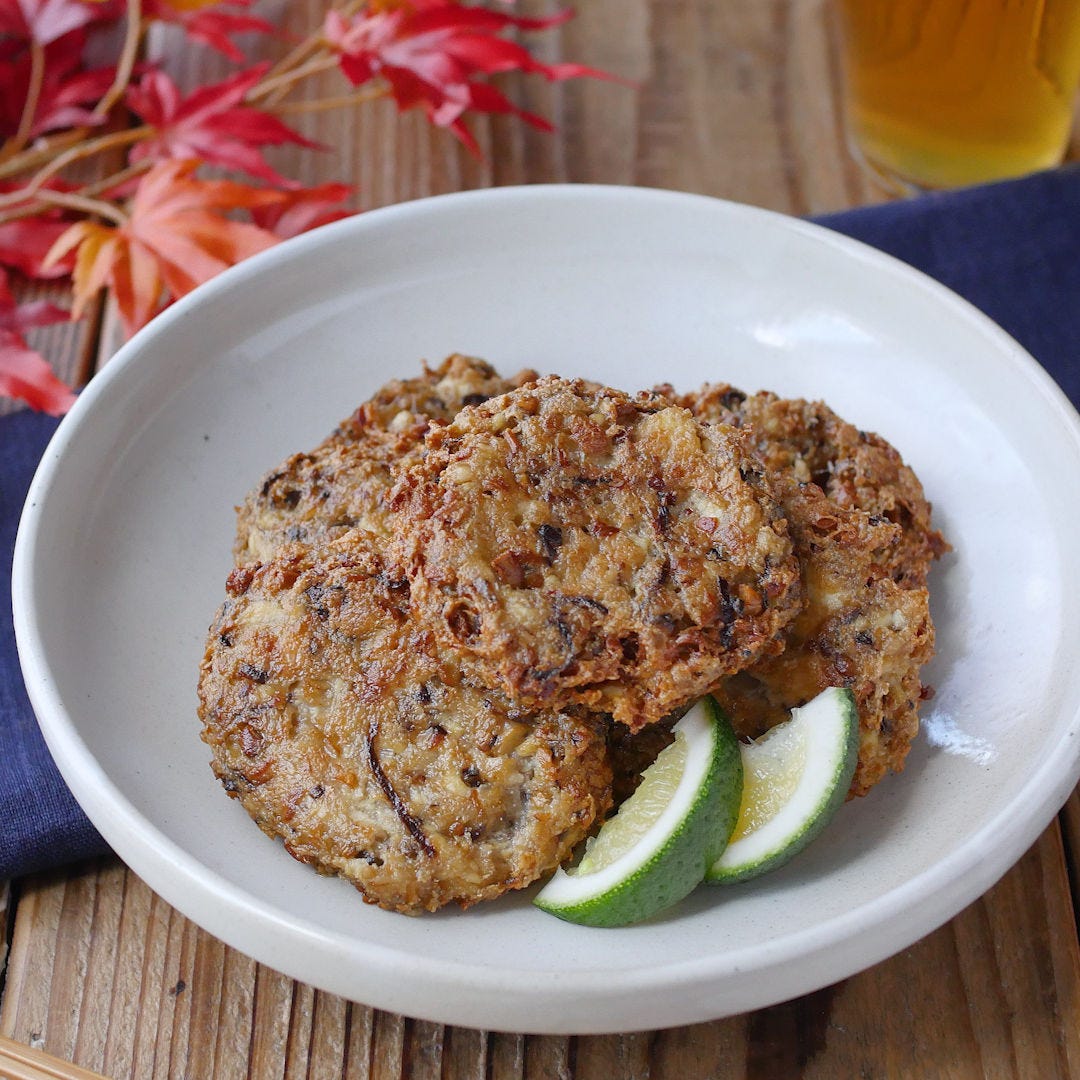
left=335, top=353, right=537, bottom=439
left=672, top=385, right=948, bottom=586
left=671, top=383, right=945, bottom=797
left=393, top=377, right=802, bottom=731
left=234, top=355, right=537, bottom=565
left=233, top=431, right=410, bottom=565
left=610, top=484, right=934, bottom=797
left=198, top=543, right=611, bottom=914
left=709, top=480, right=934, bottom=797
left=207, top=355, right=947, bottom=919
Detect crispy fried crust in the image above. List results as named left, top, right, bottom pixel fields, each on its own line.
left=234, top=355, right=537, bottom=565
left=676, top=385, right=948, bottom=586
left=393, top=377, right=802, bottom=730
left=708, top=480, right=934, bottom=796
left=673, top=383, right=944, bottom=797
left=198, top=544, right=611, bottom=913
left=336, top=353, right=537, bottom=439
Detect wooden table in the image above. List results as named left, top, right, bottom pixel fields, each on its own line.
left=4, top=2, right=1080, bottom=1076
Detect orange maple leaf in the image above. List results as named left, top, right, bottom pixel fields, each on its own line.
left=46, top=160, right=284, bottom=336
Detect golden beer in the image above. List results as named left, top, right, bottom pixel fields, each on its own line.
left=837, top=0, right=1080, bottom=189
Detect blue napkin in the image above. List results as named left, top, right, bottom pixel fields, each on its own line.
left=815, top=166, right=1080, bottom=405
left=1, top=408, right=106, bottom=878
left=2, top=168, right=1079, bottom=881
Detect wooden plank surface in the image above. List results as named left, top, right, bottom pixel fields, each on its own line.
left=3, top=1, right=1080, bottom=1077
left=3, top=826, right=1079, bottom=1079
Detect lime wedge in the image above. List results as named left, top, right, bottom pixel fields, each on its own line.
left=534, top=697, right=742, bottom=927
left=706, top=686, right=858, bottom=884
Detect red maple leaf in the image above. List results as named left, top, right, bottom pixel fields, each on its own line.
left=46, top=159, right=284, bottom=335
left=143, top=0, right=274, bottom=63
left=0, top=29, right=117, bottom=139
left=0, top=180, right=79, bottom=277
left=0, top=269, right=77, bottom=414
left=322, top=1, right=617, bottom=151
left=0, top=0, right=122, bottom=46
left=0, top=216, right=76, bottom=278
left=249, top=182, right=354, bottom=239
left=125, top=65, right=320, bottom=187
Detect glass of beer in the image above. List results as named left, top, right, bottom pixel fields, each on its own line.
left=835, top=0, right=1080, bottom=191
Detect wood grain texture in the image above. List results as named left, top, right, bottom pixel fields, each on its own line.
left=0, top=1035, right=108, bottom=1080
left=4, top=0, right=1080, bottom=1077
left=141, top=0, right=891, bottom=214
left=0, top=882, right=9, bottom=996
left=3, top=827, right=1080, bottom=1079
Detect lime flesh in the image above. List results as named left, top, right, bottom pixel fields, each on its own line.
left=535, top=697, right=742, bottom=927
left=706, top=686, right=858, bottom=884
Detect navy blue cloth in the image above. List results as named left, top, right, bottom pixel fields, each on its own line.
left=1, top=409, right=109, bottom=878
left=815, top=166, right=1080, bottom=407
left=1, top=168, right=1078, bottom=881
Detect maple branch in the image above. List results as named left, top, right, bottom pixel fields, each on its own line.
left=32, top=190, right=127, bottom=226
left=247, top=55, right=340, bottom=105
left=262, top=30, right=324, bottom=84
left=0, top=129, right=88, bottom=182
left=82, top=159, right=152, bottom=198
left=271, top=86, right=391, bottom=116
left=261, top=0, right=365, bottom=83
left=0, top=41, right=47, bottom=164
left=94, top=0, right=144, bottom=119
left=0, top=161, right=150, bottom=228
left=0, top=203, right=45, bottom=227
left=0, top=0, right=143, bottom=177
left=0, top=0, right=609, bottom=417
left=8, top=127, right=152, bottom=205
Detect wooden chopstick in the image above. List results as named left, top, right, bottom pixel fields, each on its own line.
left=0, top=1036, right=106, bottom=1080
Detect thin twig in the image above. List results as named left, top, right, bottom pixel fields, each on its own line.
left=3, top=127, right=151, bottom=206
left=247, top=55, right=340, bottom=104
left=82, top=158, right=152, bottom=198
left=261, top=0, right=364, bottom=82
left=93, top=0, right=144, bottom=119
left=0, top=162, right=150, bottom=228
left=33, top=190, right=127, bottom=226
left=271, top=85, right=390, bottom=115
left=0, top=129, right=87, bottom=182
left=262, top=28, right=324, bottom=83
left=0, top=0, right=143, bottom=177
left=0, top=40, right=46, bottom=164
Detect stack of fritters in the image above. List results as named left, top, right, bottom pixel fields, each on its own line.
left=198, top=356, right=946, bottom=912
left=666, top=385, right=948, bottom=797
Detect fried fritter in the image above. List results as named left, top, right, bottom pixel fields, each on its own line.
left=676, top=385, right=947, bottom=586
left=709, top=480, right=934, bottom=796
left=234, top=355, right=537, bottom=565
left=198, top=543, right=611, bottom=913
left=672, top=384, right=944, bottom=796
left=336, top=353, right=538, bottom=439
left=393, top=377, right=802, bottom=731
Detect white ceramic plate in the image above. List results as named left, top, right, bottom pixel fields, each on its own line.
left=14, top=186, right=1080, bottom=1034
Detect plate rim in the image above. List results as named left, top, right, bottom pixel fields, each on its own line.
left=13, top=183, right=1080, bottom=1032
